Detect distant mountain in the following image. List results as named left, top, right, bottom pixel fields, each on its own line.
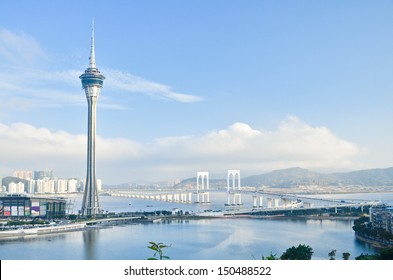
left=2, top=176, right=28, bottom=187
left=175, top=167, right=393, bottom=189
left=242, top=167, right=393, bottom=188
left=331, top=167, right=393, bottom=187
left=241, top=167, right=337, bottom=188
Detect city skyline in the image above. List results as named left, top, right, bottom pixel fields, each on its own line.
left=0, top=1, right=393, bottom=184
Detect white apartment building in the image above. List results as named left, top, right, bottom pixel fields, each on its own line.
left=8, top=182, right=25, bottom=194
left=55, top=179, right=68, bottom=193
left=67, top=179, right=78, bottom=193
left=97, top=179, right=102, bottom=192
left=5, top=173, right=101, bottom=195
left=36, top=178, right=55, bottom=193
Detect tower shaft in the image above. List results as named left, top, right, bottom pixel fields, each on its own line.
left=81, top=95, right=100, bottom=216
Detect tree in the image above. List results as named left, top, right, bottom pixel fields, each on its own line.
left=379, top=248, right=393, bottom=260
left=342, top=252, right=351, bottom=260
left=355, top=248, right=393, bottom=260
left=261, top=252, right=278, bottom=260
left=147, top=242, right=171, bottom=260
left=355, top=253, right=379, bottom=260
left=328, top=249, right=336, bottom=260
left=280, top=244, right=313, bottom=260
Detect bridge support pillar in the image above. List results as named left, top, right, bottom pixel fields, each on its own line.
left=253, top=195, right=263, bottom=208
left=267, top=198, right=272, bottom=208
left=226, top=192, right=242, bottom=206
left=274, top=198, right=280, bottom=208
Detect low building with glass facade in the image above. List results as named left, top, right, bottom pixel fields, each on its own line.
left=0, top=195, right=66, bottom=219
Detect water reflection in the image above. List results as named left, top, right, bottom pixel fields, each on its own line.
left=0, top=232, right=66, bottom=244
left=83, top=229, right=99, bottom=260
left=0, top=217, right=380, bottom=260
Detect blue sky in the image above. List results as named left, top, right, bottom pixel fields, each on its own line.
left=0, top=0, right=393, bottom=184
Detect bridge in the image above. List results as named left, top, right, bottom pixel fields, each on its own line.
left=111, top=192, right=194, bottom=203
left=108, top=189, right=381, bottom=216
left=202, top=198, right=382, bottom=217
left=108, top=170, right=382, bottom=217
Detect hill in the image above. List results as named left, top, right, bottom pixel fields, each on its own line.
left=242, top=167, right=393, bottom=188
left=1, top=176, right=29, bottom=187
left=175, top=167, right=393, bottom=189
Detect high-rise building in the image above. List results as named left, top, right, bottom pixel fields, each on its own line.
left=67, top=179, right=78, bottom=193
left=8, top=182, right=25, bottom=194
left=80, top=21, right=105, bottom=216
left=34, top=170, right=53, bottom=180
left=55, top=179, right=68, bottom=193
left=370, top=205, right=393, bottom=234
left=27, top=180, right=35, bottom=194
left=13, top=170, right=33, bottom=180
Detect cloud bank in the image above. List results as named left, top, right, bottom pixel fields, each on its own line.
left=0, top=117, right=365, bottom=183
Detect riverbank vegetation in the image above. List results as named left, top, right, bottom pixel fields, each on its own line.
left=352, top=216, right=393, bottom=247
left=148, top=241, right=393, bottom=260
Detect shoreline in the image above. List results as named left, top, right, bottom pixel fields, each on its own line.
left=0, top=213, right=358, bottom=240
left=355, top=233, right=393, bottom=249
left=0, top=222, right=87, bottom=239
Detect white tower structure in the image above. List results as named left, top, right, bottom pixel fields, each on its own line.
left=226, top=170, right=242, bottom=206
left=80, top=20, right=105, bottom=216
left=196, top=172, right=210, bottom=203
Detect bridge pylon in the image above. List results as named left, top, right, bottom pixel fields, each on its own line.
left=196, top=172, right=210, bottom=204
left=225, top=170, right=243, bottom=206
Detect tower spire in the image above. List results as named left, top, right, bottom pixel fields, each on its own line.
left=89, top=18, right=96, bottom=69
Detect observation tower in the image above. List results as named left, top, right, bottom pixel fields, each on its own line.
left=80, top=21, right=105, bottom=216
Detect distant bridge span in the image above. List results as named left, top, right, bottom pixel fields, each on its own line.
left=107, top=189, right=382, bottom=215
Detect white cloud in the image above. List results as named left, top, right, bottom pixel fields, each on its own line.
left=0, top=117, right=366, bottom=183
left=0, top=28, right=47, bottom=65
left=104, top=69, right=203, bottom=103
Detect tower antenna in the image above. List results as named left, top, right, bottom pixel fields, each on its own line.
left=89, top=18, right=96, bottom=69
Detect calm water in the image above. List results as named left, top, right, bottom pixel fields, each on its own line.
left=0, top=192, right=392, bottom=260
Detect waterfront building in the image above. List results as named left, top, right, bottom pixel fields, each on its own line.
left=67, top=179, right=78, bottom=193
left=0, top=195, right=66, bottom=219
left=370, top=204, right=393, bottom=234
left=80, top=21, right=105, bottom=216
